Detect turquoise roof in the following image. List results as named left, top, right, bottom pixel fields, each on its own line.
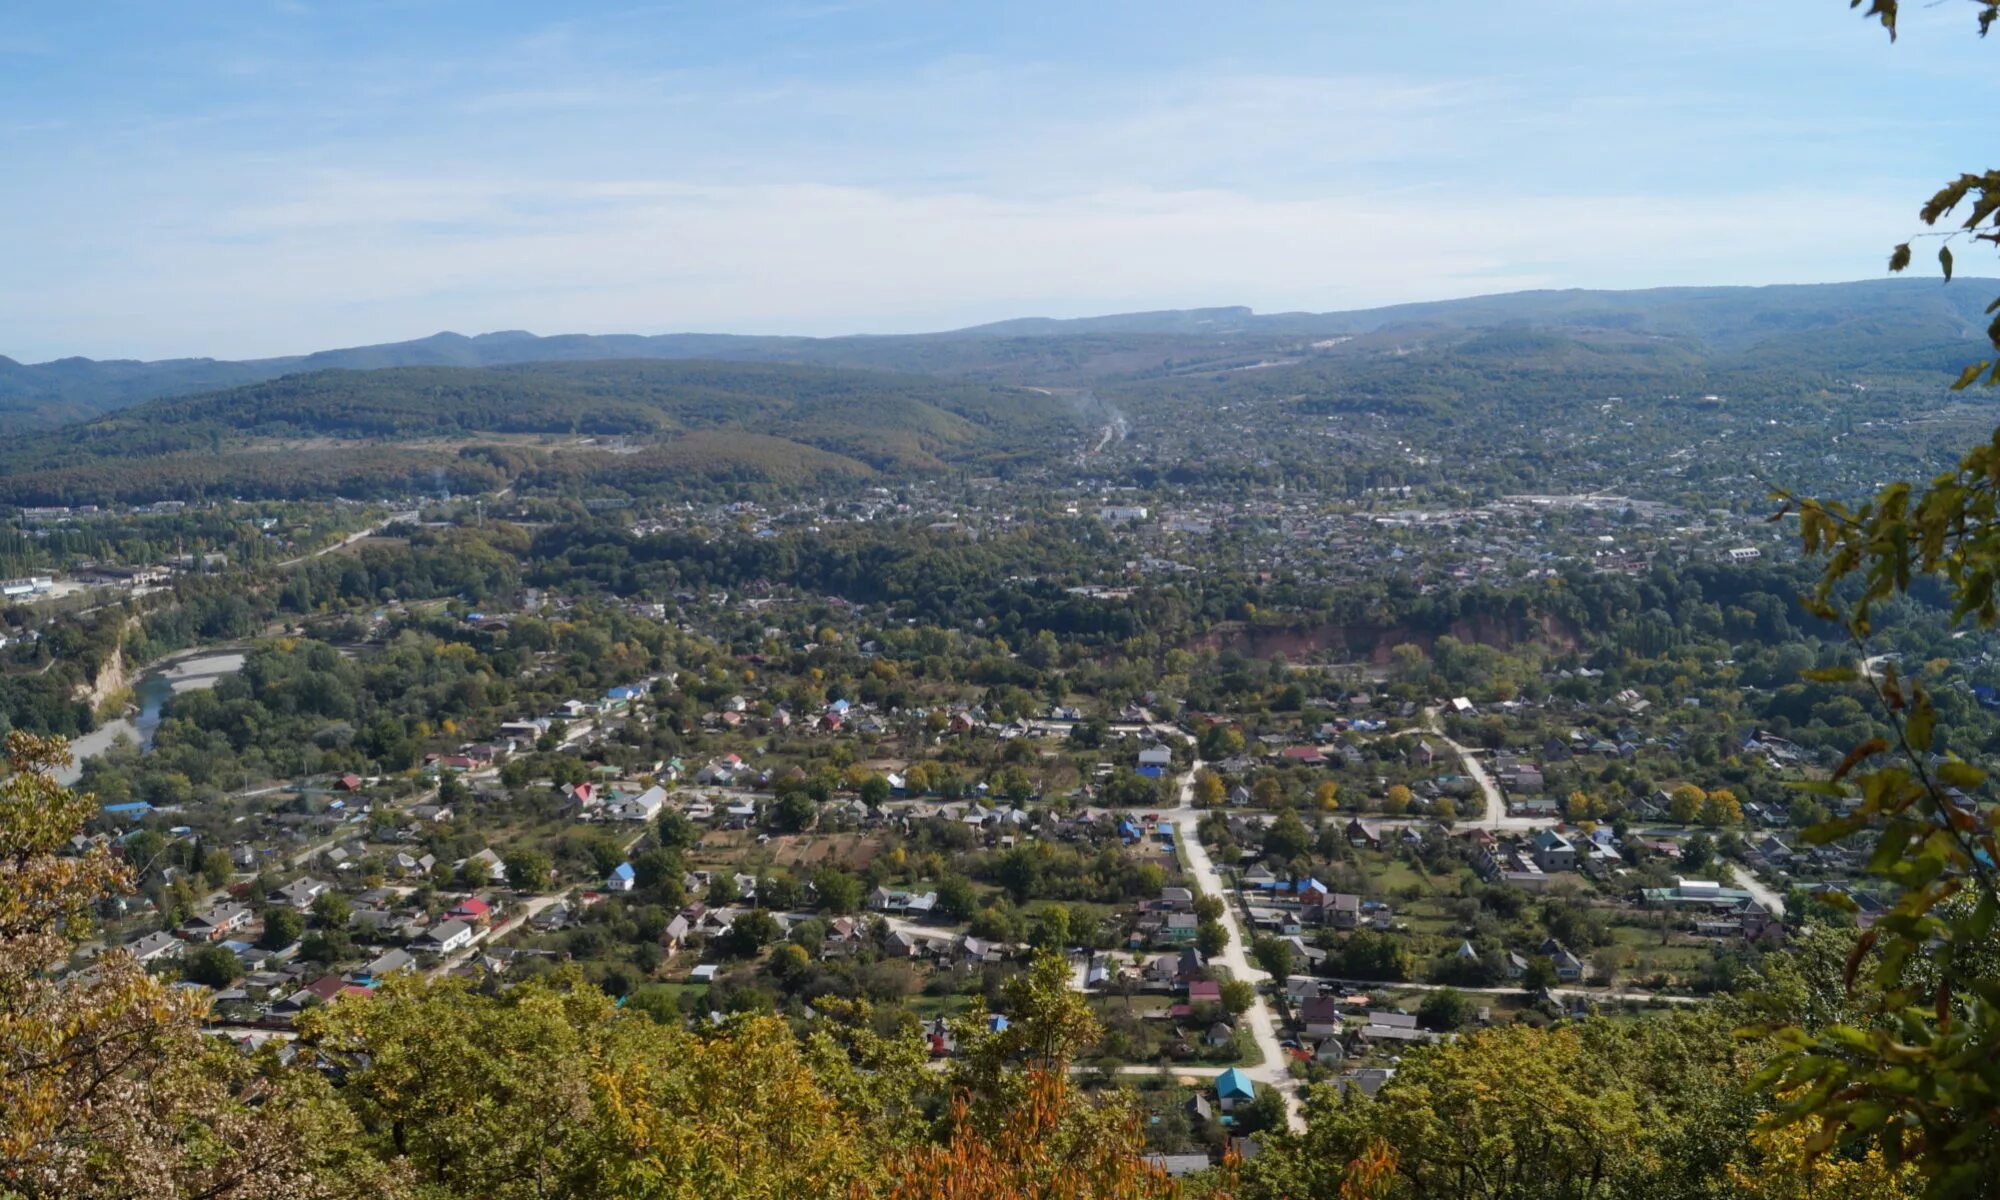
left=1216, top=1067, right=1255, bottom=1099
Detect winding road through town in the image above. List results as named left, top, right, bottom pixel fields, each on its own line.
left=1173, top=758, right=1304, bottom=1131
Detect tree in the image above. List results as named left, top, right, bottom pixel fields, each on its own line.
left=720, top=908, right=780, bottom=958
left=301, top=974, right=909, bottom=1199
left=1521, top=955, right=1560, bottom=995
left=1252, top=777, right=1285, bottom=809
left=300, top=929, right=351, bottom=964
left=1680, top=831, right=1715, bottom=873
left=1330, top=931, right=1411, bottom=983
left=1219, top=978, right=1255, bottom=1016
left=184, top=942, right=244, bottom=986
left=1194, top=769, right=1227, bottom=808
left=655, top=808, right=699, bottom=851
left=769, top=790, right=816, bottom=834
left=1417, top=987, right=1471, bottom=1032
left=936, top=874, right=978, bottom=919
left=1697, top=790, right=1742, bottom=828
left=1197, top=920, right=1229, bottom=958
left=813, top=866, right=863, bottom=915
left=310, top=889, right=352, bottom=930
left=859, top=774, right=891, bottom=808
left=1668, top=783, right=1706, bottom=824
left=0, top=735, right=359, bottom=1198
left=1263, top=809, right=1313, bottom=863
left=885, top=1067, right=1176, bottom=1200
left=1726, top=1110, right=1921, bottom=1200
left=1315, top=781, right=1341, bottom=811
left=624, top=983, right=680, bottom=1025
left=505, top=848, right=553, bottom=893
left=1383, top=785, right=1413, bottom=816
left=1241, top=1023, right=1670, bottom=1200
left=199, top=846, right=234, bottom=888
left=1192, top=893, right=1224, bottom=923
left=631, top=847, right=685, bottom=898
left=260, top=907, right=305, bottom=950
left=1029, top=904, right=1071, bottom=951
left=1243, top=1084, right=1289, bottom=1135
left=1252, top=934, right=1294, bottom=983
left=768, top=942, right=812, bottom=988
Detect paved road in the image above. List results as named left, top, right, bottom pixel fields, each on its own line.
left=276, top=511, right=418, bottom=569
left=1174, top=760, right=1303, bottom=1131
left=1727, top=862, right=1788, bottom=917
left=1418, top=708, right=1555, bottom=833
left=1302, top=973, right=1707, bottom=1007
left=428, top=894, right=562, bottom=978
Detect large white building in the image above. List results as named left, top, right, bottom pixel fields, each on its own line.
left=0, top=576, right=54, bottom=598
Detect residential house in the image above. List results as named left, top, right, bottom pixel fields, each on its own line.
left=357, top=948, right=416, bottom=980
left=868, top=887, right=939, bottom=916
left=1530, top=830, right=1577, bottom=873
left=602, top=785, right=668, bottom=823
left=1299, top=996, right=1343, bottom=1037
left=1540, top=938, right=1587, bottom=982
left=1147, top=1155, right=1215, bottom=1179
left=177, top=903, right=253, bottom=942
left=1215, top=1067, right=1256, bottom=1112
left=445, top=897, right=493, bottom=926
left=125, top=930, right=184, bottom=965
left=268, top=877, right=332, bottom=910
left=412, top=920, right=474, bottom=955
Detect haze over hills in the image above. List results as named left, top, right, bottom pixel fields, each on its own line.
left=4, top=277, right=1995, bottom=434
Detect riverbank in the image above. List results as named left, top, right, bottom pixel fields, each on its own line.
left=53, top=647, right=247, bottom=785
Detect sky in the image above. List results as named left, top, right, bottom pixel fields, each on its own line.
left=2, top=0, right=1994, bottom=361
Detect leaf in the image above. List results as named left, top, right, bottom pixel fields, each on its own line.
left=1935, top=761, right=1986, bottom=789
left=1845, top=929, right=1879, bottom=989
left=1890, top=242, right=1913, bottom=272
left=1833, top=738, right=1890, bottom=781
left=1941, top=244, right=1955, bottom=281
left=1953, top=361, right=1988, bottom=391
left=1906, top=703, right=1935, bottom=753
left=1853, top=0, right=1900, bottom=40
left=1868, top=820, right=1916, bottom=872
left=1804, top=816, right=1867, bottom=845
left=1814, top=887, right=1860, bottom=913
left=1969, top=888, right=1999, bottom=942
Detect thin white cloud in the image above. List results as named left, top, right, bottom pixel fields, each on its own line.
left=4, top=173, right=1914, bottom=360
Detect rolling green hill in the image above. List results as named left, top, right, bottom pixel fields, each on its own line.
left=0, top=360, right=1085, bottom=505
left=9, top=278, right=1996, bottom=433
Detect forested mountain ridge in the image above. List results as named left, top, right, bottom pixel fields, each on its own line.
left=0, top=360, right=1089, bottom=506
left=6, top=277, right=1996, bottom=432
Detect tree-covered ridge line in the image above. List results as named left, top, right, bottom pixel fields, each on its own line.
left=0, top=359, right=1091, bottom=506
left=6, top=276, right=2000, bottom=434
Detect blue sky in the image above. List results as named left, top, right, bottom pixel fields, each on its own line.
left=2, top=0, right=1993, bottom=360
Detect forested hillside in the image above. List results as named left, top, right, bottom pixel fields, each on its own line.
left=6, top=278, right=1996, bottom=433
left=0, top=360, right=1086, bottom=505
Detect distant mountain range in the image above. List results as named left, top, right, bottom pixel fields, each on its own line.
left=4, top=277, right=1994, bottom=433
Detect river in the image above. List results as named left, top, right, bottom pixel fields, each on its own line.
left=54, top=650, right=246, bottom=785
